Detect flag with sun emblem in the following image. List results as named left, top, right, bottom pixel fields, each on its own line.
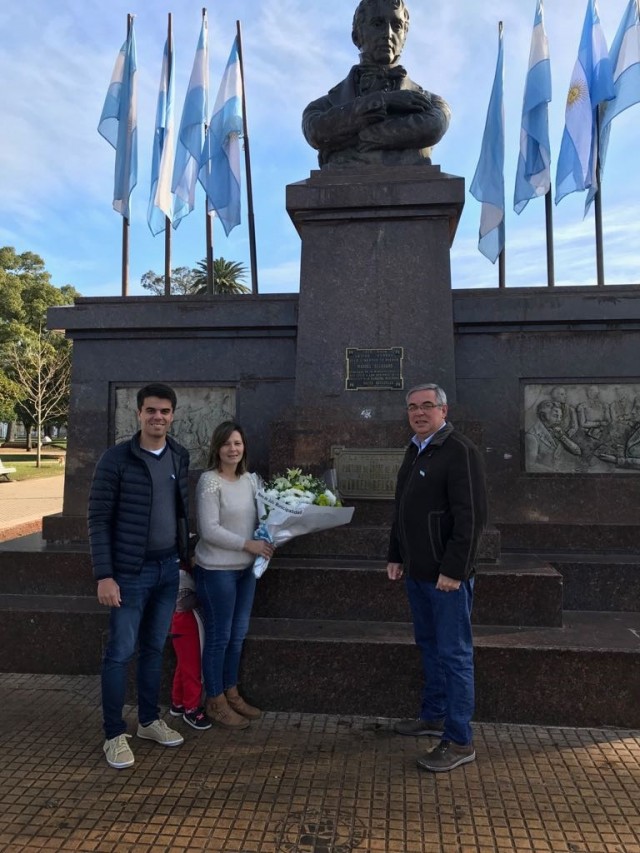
left=555, top=0, right=614, bottom=206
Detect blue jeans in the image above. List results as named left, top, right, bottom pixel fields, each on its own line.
left=101, top=554, right=179, bottom=739
left=195, top=565, right=256, bottom=697
left=405, top=576, right=475, bottom=746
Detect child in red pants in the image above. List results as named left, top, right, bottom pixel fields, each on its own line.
left=170, top=568, right=211, bottom=730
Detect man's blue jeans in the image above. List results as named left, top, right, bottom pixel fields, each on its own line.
left=101, top=554, right=179, bottom=740
left=195, top=565, right=256, bottom=697
left=405, top=576, right=475, bottom=746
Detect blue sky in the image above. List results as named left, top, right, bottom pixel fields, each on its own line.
left=1, top=0, right=639, bottom=297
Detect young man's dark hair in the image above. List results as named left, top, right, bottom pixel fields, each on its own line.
left=136, top=383, right=177, bottom=412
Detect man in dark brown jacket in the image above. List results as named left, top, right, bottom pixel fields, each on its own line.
left=387, top=383, right=487, bottom=772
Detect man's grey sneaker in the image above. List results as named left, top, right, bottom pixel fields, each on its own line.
left=103, top=734, right=134, bottom=769
left=394, top=718, right=445, bottom=737
left=417, top=739, right=476, bottom=772
left=136, top=719, right=184, bottom=747
left=183, top=707, right=212, bottom=731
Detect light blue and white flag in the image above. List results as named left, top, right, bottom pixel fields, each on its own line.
left=98, top=21, right=137, bottom=219
left=586, top=0, right=640, bottom=211
left=470, top=24, right=505, bottom=263
left=200, top=37, right=243, bottom=236
left=171, top=14, right=209, bottom=228
left=148, top=35, right=176, bottom=236
left=555, top=0, right=614, bottom=207
left=514, top=0, right=551, bottom=215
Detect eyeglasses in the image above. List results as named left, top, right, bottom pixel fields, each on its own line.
left=407, top=402, right=443, bottom=413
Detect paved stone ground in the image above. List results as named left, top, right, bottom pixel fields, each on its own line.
left=0, top=674, right=638, bottom=853
left=0, top=474, right=63, bottom=541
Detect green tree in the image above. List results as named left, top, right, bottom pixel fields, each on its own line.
left=140, top=258, right=250, bottom=296
left=0, top=247, right=80, bottom=443
left=193, top=258, right=250, bottom=294
left=8, top=327, right=71, bottom=465
left=140, top=266, right=198, bottom=296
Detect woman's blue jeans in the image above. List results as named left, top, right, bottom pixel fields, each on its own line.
left=195, top=565, right=257, bottom=697
left=101, top=554, right=179, bottom=740
left=405, top=576, right=475, bottom=746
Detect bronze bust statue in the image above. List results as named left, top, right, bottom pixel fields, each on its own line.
left=302, top=0, right=451, bottom=168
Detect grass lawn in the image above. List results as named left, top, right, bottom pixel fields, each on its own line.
left=1, top=455, right=65, bottom=482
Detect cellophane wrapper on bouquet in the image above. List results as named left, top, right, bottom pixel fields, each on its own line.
left=252, top=469, right=354, bottom=578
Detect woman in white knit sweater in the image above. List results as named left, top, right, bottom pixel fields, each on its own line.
left=194, top=421, right=274, bottom=729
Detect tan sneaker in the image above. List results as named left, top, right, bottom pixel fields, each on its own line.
left=136, top=719, right=184, bottom=746
left=103, top=734, right=134, bottom=769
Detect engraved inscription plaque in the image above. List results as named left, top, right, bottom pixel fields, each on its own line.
left=332, top=446, right=405, bottom=499
left=345, top=347, right=404, bottom=391
left=114, top=386, right=236, bottom=470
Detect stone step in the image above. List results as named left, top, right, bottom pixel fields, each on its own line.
left=240, top=611, right=640, bottom=728
left=498, top=523, right=640, bottom=553
left=0, top=538, right=94, bottom=596
left=0, top=538, right=559, bottom=627
left=254, top=556, right=563, bottom=627
left=278, top=525, right=501, bottom=562
left=531, top=552, right=640, bottom=613
left=0, top=594, right=637, bottom=728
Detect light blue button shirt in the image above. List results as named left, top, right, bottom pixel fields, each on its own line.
left=411, top=422, right=447, bottom=454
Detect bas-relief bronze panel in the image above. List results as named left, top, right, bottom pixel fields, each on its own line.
left=524, top=383, right=640, bottom=474
left=114, top=386, right=236, bottom=470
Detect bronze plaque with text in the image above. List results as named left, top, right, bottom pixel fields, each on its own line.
left=345, top=347, right=404, bottom=391
left=332, top=446, right=405, bottom=499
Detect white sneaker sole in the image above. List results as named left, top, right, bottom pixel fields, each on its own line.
left=105, top=755, right=135, bottom=769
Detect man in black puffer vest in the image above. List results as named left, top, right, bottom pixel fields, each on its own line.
left=387, top=383, right=487, bottom=773
left=88, top=383, right=190, bottom=769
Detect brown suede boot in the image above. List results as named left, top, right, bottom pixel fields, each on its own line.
left=205, top=693, right=250, bottom=729
left=225, top=686, right=262, bottom=720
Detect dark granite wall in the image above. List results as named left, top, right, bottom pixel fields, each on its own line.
left=49, top=296, right=298, bottom=522
left=48, top=285, right=640, bottom=535
left=452, top=287, right=640, bottom=527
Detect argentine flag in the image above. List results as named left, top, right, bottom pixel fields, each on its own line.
left=470, top=24, right=505, bottom=263
left=200, top=37, right=243, bottom=237
left=171, top=15, right=209, bottom=229
left=98, top=21, right=137, bottom=219
left=148, top=35, right=176, bottom=236
left=586, top=0, right=640, bottom=212
left=514, top=0, right=551, bottom=215
left=555, top=0, right=614, bottom=206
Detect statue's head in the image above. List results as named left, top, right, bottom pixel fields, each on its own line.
left=352, top=0, right=410, bottom=66
left=537, top=400, right=562, bottom=426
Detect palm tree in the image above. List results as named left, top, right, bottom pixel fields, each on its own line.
left=193, top=258, right=250, bottom=294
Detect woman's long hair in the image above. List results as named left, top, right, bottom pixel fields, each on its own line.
left=206, top=420, right=248, bottom=475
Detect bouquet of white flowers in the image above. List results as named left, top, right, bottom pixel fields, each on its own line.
left=252, top=468, right=354, bottom=578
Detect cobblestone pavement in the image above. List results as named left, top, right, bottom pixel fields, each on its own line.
left=0, top=674, right=638, bottom=853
